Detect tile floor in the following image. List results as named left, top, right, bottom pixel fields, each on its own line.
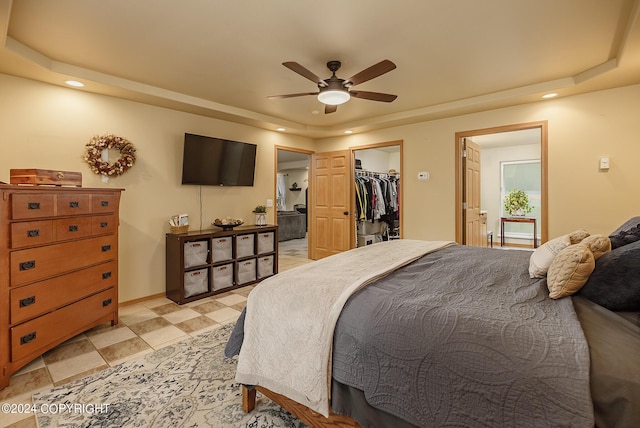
left=0, top=237, right=310, bottom=428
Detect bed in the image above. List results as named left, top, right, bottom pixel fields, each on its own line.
left=225, top=220, right=640, bottom=427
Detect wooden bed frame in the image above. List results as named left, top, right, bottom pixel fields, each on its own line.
left=242, top=385, right=361, bottom=427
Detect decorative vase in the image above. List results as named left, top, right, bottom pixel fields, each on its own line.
left=511, top=209, right=525, bottom=216
left=255, top=212, right=267, bottom=226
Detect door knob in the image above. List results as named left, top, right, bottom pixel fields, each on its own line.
left=343, top=211, right=349, bottom=215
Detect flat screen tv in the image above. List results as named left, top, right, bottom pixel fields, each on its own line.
left=181, top=133, right=257, bottom=186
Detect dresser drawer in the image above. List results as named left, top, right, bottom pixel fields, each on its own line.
left=91, top=194, right=118, bottom=214
left=10, top=235, right=117, bottom=287
left=55, top=217, right=93, bottom=241
left=56, top=194, right=91, bottom=216
left=11, top=220, right=55, bottom=248
left=91, top=214, right=117, bottom=235
left=10, top=261, right=117, bottom=325
left=11, top=288, right=117, bottom=362
left=11, top=194, right=55, bottom=219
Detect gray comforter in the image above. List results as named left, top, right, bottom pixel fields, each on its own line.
left=227, top=244, right=594, bottom=427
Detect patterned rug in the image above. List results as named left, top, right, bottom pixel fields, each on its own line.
left=33, top=323, right=306, bottom=427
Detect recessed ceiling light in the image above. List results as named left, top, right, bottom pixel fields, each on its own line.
left=344, top=130, right=353, bottom=134
left=542, top=93, right=558, bottom=99
left=65, top=80, right=85, bottom=87
left=277, top=128, right=286, bottom=132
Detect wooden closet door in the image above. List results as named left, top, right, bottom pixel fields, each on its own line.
left=310, top=150, right=353, bottom=259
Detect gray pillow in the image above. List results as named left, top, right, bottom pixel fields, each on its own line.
left=609, top=216, right=640, bottom=249
left=577, top=240, right=640, bottom=311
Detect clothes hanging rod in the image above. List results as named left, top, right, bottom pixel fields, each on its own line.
left=355, top=169, right=400, bottom=178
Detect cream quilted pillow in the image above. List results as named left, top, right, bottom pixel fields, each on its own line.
left=547, top=244, right=595, bottom=299
left=528, top=234, right=571, bottom=278
left=580, top=234, right=611, bottom=260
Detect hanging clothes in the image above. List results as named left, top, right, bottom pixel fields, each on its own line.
left=355, top=171, right=400, bottom=235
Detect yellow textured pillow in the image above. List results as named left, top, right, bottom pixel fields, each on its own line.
left=568, top=229, right=590, bottom=244
left=547, top=244, right=595, bottom=299
left=580, top=234, right=611, bottom=260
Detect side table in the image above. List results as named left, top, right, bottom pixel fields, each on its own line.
left=500, top=217, right=537, bottom=248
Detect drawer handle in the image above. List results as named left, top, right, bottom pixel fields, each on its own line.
left=102, top=271, right=112, bottom=279
left=103, top=298, right=112, bottom=307
left=101, top=200, right=109, bottom=207
left=69, top=201, right=79, bottom=208
left=28, top=202, right=40, bottom=210
left=102, top=244, right=111, bottom=252
left=20, top=332, right=36, bottom=345
left=19, top=296, right=36, bottom=307
left=69, top=225, right=79, bottom=232
left=27, top=229, right=40, bottom=237
left=19, top=260, right=36, bottom=271
left=100, top=222, right=108, bottom=228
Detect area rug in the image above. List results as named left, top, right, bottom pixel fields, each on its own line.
left=33, top=323, right=306, bottom=427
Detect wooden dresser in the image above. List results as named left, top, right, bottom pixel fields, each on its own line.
left=0, top=185, right=123, bottom=388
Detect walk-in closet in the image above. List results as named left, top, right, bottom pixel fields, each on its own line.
left=353, top=144, right=401, bottom=247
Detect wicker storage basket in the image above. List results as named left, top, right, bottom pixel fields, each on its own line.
left=170, top=225, right=189, bottom=234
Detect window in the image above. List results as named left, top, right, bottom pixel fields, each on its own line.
left=501, top=160, right=540, bottom=240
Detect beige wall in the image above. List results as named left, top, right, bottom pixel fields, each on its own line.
left=2, top=73, right=640, bottom=302
left=0, top=74, right=313, bottom=302
left=317, top=84, right=640, bottom=241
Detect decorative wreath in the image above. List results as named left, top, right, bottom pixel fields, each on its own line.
left=84, top=134, right=136, bottom=176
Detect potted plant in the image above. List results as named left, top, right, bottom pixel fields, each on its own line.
left=253, top=205, right=267, bottom=226
left=503, top=189, right=533, bottom=216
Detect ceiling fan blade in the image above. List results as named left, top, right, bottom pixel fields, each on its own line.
left=350, top=90, right=397, bottom=102
left=344, top=60, right=396, bottom=87
left=283, top=62, right=328, bottom=87
left=325, top=104, right=338, bottom=114
left=267, top=92, right=318, bottom=99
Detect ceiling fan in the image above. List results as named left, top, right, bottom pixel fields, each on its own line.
left=268, top=60, right=398, bottom=114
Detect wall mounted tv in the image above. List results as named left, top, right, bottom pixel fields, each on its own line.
left=181, top=133, right=257, bottom=186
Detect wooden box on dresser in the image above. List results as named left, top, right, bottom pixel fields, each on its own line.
left=166, top=225, right=278, bottom=304
left=0, top=184, right=123, bottom=388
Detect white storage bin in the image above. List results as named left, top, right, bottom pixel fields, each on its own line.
left=257, top=232, right=274, bottom=254
left=212, top=263, right=234, bottom=291
left=357, top=234, right=376, bottom=247
left=257, top=255, right=274, bottom=279
left=236, top=258, right=256, bottom=285
left=184, top=268, right=209, bottom=298
left=184, top=241, right=208, bottom=268
left=211, top=237, right=233, bottom=262
left=357, top=221, right=383, bottom=236
left=236, top=234, right=255, bottom=258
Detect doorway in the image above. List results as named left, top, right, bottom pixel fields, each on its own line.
left=307, top=140, right=403, bottom=260
left=275, top=146, right=313, bottom=267
left=455, top=122, right=548, bottom=247
left=353, top=142, right=403, bottom=247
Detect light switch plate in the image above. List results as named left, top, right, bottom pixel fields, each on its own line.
left=599, top=157, right=610, bottom=170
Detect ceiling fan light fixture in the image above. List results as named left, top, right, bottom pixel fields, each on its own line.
left=317, top=89, right=350, bottom=105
